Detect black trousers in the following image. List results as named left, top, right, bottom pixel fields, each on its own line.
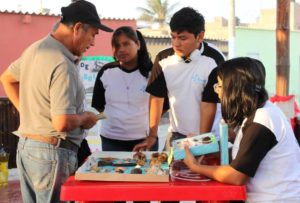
left=100, top=135, right=159, bottom=151
left=164, top=131, right=187, bottom=151
left=77, top=139, right=91, bottom=167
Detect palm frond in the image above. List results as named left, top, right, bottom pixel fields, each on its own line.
left=136, top=0, right=178, bottom=26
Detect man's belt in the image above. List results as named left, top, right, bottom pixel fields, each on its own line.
left=21, top=134, right=78, bottom=153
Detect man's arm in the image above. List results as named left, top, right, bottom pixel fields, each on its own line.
left=149, top=95, right=164, bottom=137
left=133, top=95, right=164, bottom=151
left=200, top=101, right=217, bottom=133
left=52, top=112, right=98, bottom=132
left=0, top=70, right=20, bottom=111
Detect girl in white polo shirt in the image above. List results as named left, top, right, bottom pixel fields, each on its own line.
left=183, top=57, right=300, bottom=203
left=92, top=26, right=158, bottom=151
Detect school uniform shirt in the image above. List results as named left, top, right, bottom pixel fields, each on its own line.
left=92, top=62, right=149, bottom=141
left=200, top=41, right=225, bottom=65
left=146, top=48, right=218, bottom=135
left=230, top=101, right=300, bottom=202
left=199, top=41, right=225, bottom=139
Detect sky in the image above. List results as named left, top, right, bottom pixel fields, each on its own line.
left=0, top=0, right=299, bottom=23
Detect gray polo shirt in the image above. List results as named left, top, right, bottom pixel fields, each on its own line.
left=8, top=35, right=85, bottom=146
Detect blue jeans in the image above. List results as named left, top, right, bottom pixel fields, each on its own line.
left=17, top=138, right=78, bottom=203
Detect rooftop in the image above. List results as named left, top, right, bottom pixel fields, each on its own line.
left=0, top=10, right=135, bottom=20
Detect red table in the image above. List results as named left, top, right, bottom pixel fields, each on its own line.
left=61, top=176, right=246, bottom=202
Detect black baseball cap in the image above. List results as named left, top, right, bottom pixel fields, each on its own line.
left=61, top=0, right=113, bottom=32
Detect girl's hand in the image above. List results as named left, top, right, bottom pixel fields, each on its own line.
left=183, top=143, right=198, bottom=171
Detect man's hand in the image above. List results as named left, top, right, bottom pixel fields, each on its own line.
left=52, top=111, right=98, bottom=132
left=133, top=135, right=157, bottom=151
left=134, top=95, right=164, bottom=151
left=80, top=111, right=98, bottom=129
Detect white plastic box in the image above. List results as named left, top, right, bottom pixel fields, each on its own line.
left=172, top=133, right=220, bottom=161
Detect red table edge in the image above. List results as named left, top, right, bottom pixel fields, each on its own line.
left=61, top=176, right=247, bottom=201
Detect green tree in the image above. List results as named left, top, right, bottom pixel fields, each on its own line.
left=137, top=0, right=178, bottom=28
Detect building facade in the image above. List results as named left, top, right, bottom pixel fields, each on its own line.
left=0, top=11, right=136, bottom=96
left=235, top=27, right=300, bottom=102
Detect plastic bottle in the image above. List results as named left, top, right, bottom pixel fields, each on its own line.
left=219, top=119, right=229, bottom=165
left=0, top=144, right=9, bottom=186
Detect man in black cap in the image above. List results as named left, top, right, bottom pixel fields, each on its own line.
left=0, top=1, right=113, bottom=202
left=60, top=0, right=113, bottom=32
left=56, top=0, right=113, bottom=56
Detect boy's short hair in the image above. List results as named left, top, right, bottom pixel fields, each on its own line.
left=170, top=7, right=205, bottom=36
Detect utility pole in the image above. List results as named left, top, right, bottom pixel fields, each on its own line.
left=228, top=0, right=235, bottom=59
left=276, top=0, right=290, bottom=96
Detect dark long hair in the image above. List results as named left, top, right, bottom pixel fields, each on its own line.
left=111, top=26, right=152, bottom=78
left=218, top=57, right=269, bottom=129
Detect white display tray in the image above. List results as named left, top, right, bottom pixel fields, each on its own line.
left=75, top=151, right=169, bottom=182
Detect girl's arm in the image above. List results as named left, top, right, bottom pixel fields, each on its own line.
left=183, top=145, right=249, bottom=185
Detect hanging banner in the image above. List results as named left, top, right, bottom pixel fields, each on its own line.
left=78, top=56, right=114, bottom=152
